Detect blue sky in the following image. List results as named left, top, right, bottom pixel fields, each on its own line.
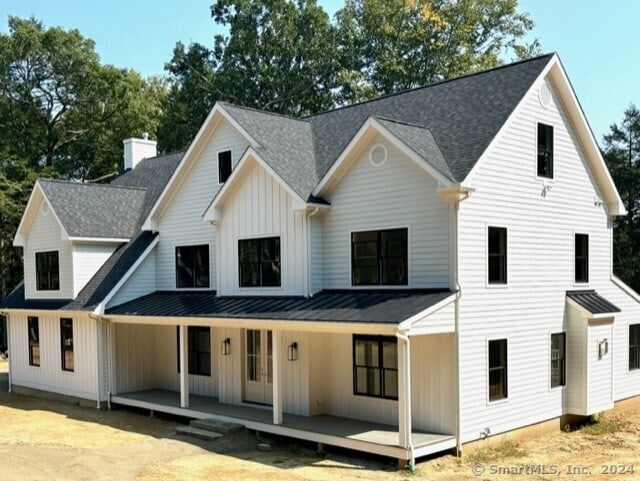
left=1, top=1, right=637, bottom=143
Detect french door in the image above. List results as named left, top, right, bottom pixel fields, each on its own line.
left=244, top=329, right=273, bottom=404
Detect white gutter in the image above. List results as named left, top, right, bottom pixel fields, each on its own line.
left=396, top=330, right=414, bottom=471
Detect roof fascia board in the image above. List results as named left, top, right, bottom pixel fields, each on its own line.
left=94, top=235, right=160, bottom=315
left=69, top=237, right=131, bottom=243
left=203, top=148, right=306, bottom=222
left=398, top=293, right=456, bottom=331
left=611, top=274, right=640, bottom=303
left=313, top=117, right=453, bottom=197
left=142, top=103, right=260, bottom=230
left=566, top=297, right=618, bottom=319
left=14, top=181, right=70, bottom=246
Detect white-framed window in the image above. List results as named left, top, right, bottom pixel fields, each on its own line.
left=239, top=237, right=281, bottom=287
left=175, top=245, right=210, bottom=288
left=353, top=335, right=398, bottom=400
left=574, top=233, right=589, bottom=283
left=550, top=332, right=566, bottom=388
left=537, top=122, right=554, bottom=179
left=351, top=228, right=408, bottom=286
left=488, top=339, right=507, bottom=401
left=218, top=150, right=232, bottom=183
left=488, top=227, right=507, bottom=285
left=36, top=250, right=59, bottom=291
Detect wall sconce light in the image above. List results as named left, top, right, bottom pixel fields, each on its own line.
left=287, top=342, right=298, bottom=361
left=598, top=339, right=609, bottom=359
left=222, top=337, right=231, bottom=356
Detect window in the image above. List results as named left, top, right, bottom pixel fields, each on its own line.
left=488, top=227, right=507, bottom=284
left=488, top=339, right=507, bottom=401
left=175, top=245, right=210, bottom=288
left=551, top=332, right=566, bottom=388
left=176, top=326, right=211, bottom=376
left=60, top=318, right=74, bottom=372
left=575, top=234, right=589, bottom=283
left=537, top=123, right=554, bottom=178
left=630, top=324, right=640, bottom=371
left=353, top=335, right=398, bottom=399
left=36, top=251, right=59, bottom=291
left=218, top=150, right=232, bottom=183
left=351, top=228, right=408, bottom=286
left=239, top=237, right=281, bottom=287
left=28, top=316, right=40, bottom=367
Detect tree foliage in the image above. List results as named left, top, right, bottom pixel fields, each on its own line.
left=603, top=105, right=640, bottom=291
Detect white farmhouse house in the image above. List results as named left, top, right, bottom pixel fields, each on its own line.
left=3, top=53, right=640, bottom=466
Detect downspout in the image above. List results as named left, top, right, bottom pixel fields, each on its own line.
left=306, top=207, right=320, bottom=297
left=396, top=330, right=414, bottom=471
left=89, top=313, right=111, bottom=410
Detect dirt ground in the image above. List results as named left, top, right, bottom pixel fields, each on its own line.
left=1, top=360, right=640, bottom=481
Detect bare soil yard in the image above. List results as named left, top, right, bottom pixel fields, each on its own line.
left=1, top=360, right=639, bottom=480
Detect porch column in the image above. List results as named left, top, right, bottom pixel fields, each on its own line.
left=179, top=324, right=189, bottom=408
left=272, top=330, right=283, bottom=425
left=397, top=334, right=412, bottom=449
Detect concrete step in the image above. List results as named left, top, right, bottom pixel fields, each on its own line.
left=176, top=425, right=224, bottom=442
left=190, top=418, right=245, bottom=435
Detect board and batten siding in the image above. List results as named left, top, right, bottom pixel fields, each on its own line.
left=156, top=118, right=249, bottom=291
left=106, top=249, right=157, bottom=308
left=7, top=313, right=101, bottom=400
left=216, top=159, right=306, bottom=296
left=457, top=74, right=616, bottom=443
left=23, top=198, right=73, bottom=299
left=321, top=134, right=450, bottom=289
left=72, top=243, right=118, bottom=297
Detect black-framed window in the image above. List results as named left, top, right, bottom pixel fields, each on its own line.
left=60, top=318, right=74, bottom=372
left=36, top=251, right=59, bottom=291
left=351, top=228, right=408, bottom=286
left=28, top=316, right=40, bottom=367
left=575, top=234, right=589, bottom=283
left=176, top=326, right=211, bottom=377
left=218, top=150, right=232, bottom=183
left=630, top=324, right=640, bottom=371
left=353, top=335, right=398, bottom=400
left=175, top=245, right=210, bottom=288
left=537, top=123, right=554, bottom=178
left=551, top=332, right=566, bottom=388
left=488, top=227, right=507, bottom=284
left=488, top=339, right=507, bottom=401
left=239, top=237, right=281, bottom=287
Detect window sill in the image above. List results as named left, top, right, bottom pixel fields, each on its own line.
left=487, top=396, right=509, bottom=406
left=486, top=282, right=509, bottom=289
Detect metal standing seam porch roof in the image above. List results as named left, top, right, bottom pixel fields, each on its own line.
left=106, top=289, right=454, bottom=324
left=566, top=290, right=621, bottom=315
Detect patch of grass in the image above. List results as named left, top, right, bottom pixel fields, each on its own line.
left=466, top=439, right=527, bottom=463
left=581, top=416, right=621, bottom=436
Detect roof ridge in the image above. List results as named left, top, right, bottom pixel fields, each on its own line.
left=305, top=52, right=556, bottom=119
left=219, top=101, right=311, bottom=123
left=38, top=178, right=148, bottom=193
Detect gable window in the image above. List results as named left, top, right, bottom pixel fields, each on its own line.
left=630, top=324, right=640, bottom=371
left=218, top=150, right=232, bottom=183
left=351, top=228, right=408, bottom=286
left=353, top=335, right=398, bottom=400
left=488, top=227, right=507, bottom=284
left=551, top=332, right=566, bottom=387
left=488, top=339, right=507, bottom=401
left=575, top=234, right=589, bottom=283
left=36, top=251, right=59, bottom=291
left=28, top=316, right=40, bottom=367
left=60, top=318, right=74, bottom=372
left=176, top=326, right=211, bottom=376
left=176, top=245, right=210, bottom=288
left=239, top=237, right=281, bottom=287
left=537, top=123, right=554, bottom=178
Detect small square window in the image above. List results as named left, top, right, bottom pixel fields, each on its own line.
left=351, top=228, right=408, bottom=286
left=537, top=123, right=554, bottom=178
left=218, top=151, right=232, bottom=183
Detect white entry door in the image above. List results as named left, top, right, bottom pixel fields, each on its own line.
left=244, top=329, right=273, bottom=405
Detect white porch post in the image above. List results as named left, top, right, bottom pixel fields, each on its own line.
left=179, top=324, right=189, bottom=408
left=272, top=330, right=283, bottom=425
left=397, top=334, right=412, bottom=449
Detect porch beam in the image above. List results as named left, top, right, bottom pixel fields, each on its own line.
left=272, top=330, right=283, bottom=425
left=179, top=324, right=189, bottom=408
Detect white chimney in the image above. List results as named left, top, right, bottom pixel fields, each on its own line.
left=123, top=134, right=157, bottom=170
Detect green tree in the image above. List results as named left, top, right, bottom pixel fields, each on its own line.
left=603, top=105, right=640, bottom=291
left=335, top=0, right=539, bottom=101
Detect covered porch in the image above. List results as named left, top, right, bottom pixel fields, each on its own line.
left=111, top=388, right=456, bottom=460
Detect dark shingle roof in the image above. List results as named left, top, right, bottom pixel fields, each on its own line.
left=39, top=180, right=146, bottom=239
left=0, top=283, right=71, bottom=310
left=566, top=290, right=621, bottom=315
left=106, top=289, right=454, bottom=324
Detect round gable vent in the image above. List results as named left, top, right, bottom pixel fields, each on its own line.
left=369, top=143, right=388, bottom=167
left=539, top=82, right=552, bottom=109
left=41, top=201, right=49, bottom=215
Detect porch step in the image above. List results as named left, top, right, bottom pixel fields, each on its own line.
left=190, top=418, right=245, bottom=435
left=176, top=425, right=224, bottom=441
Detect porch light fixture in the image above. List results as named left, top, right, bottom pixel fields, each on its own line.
left=222, top=337, right=231, bottom=356
left=287, top=342, right=298, bottom=362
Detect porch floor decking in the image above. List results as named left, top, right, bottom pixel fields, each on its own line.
left=111, top=389, right=456, bottom=460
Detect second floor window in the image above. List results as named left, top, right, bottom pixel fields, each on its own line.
left=218, top=150, right=232, bottom=183
left=176, top=245, right=210, bottom=288
left=537, top=123, right=554, bottom=178
left=239, top=237, right=281, bottom=287
left=351, top=228, right=408, bottom=286
left=28, top=316, right=40, bottom=367
left=630, top=324, right=640, bottom=371
left=488, top=227, right=507, bottom=284
left=575, top=233, right=589, bottom=283
left=36, top=251, right=59, bottom=291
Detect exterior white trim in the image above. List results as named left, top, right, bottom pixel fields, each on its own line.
left=399, top=294, right=456, bottom=331
left=14, top=182, right=70, bottom=246
left=68, top=237, right=131, bottom=244
left=612, top=275, right=640, bottom=303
